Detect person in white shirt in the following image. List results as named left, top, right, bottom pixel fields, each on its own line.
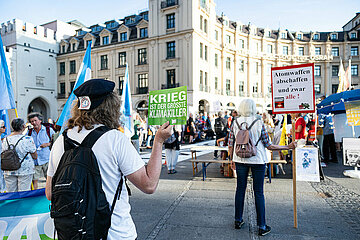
left=45, top=79, right=172, bottom=240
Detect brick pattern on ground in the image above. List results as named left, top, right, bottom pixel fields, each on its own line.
left=310, top=177, right=360, bottom=235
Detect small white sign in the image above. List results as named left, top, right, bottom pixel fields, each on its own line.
left=213, top=100, right=221, bottom=112
left=296, top=147, right=320, bottom=182
left=271, top=63, right=315, bottom=114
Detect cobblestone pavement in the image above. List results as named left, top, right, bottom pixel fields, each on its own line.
left=310, top=177, right=360, bottom=235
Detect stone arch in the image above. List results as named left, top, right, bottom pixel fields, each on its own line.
left=27, top=97, right=50, bottom=121
left=198, top=99, right=210, bottom=114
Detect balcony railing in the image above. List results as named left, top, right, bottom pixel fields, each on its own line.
left=137, top=87, right=148, bottom=94
left=161, top=0, right=178, bottom=9
left=57, top=93, right=66, bottom=99
left=161, top=83, right=180, bottom=89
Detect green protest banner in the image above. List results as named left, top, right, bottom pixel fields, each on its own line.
left=148, top=86, right=187, bottom=125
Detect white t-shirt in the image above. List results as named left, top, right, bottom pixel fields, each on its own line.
left=47, top=125, right=145, bottom=240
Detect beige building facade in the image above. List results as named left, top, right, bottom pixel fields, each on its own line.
left=56, top=0, right=360, bottom=115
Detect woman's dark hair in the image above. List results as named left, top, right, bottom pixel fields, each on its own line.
left=11, top=118, right=25, bottom=132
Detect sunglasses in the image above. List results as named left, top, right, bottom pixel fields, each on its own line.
left=0, top=126, right=5, bottom=129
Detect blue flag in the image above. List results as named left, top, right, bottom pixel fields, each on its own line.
left=120, top=63, right=134, bottom=137
left=57, top=42, right=92, bottom=131
left=0, top=35, right=16, bottom=110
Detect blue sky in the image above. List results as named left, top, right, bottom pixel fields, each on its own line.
left=0, top=0, right=357, bottom=32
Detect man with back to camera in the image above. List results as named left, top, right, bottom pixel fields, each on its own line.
left=45, top=79, right=172, bottom=239
left=28, top=112, right=54, bottom=189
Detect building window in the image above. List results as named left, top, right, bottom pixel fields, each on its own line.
left=138, top=74, right=148, bottom=92
left=267, top=44, right=273, bottom=54
left=204, top=45, right=208, bottom=61
left=215, top=77, right=218, bottom=90
left=253, top=82, right=258, bottom=93
left=140, top=28, right=148, bottom=38
left=100, top=55, right=108, bottom=70
left=167, top=13, right=175, bottom=29
left=200, top=15, right=203, bottom=30
left=313, top=34, right=319, bottom=40
left=315, top=84, right=321, bottom=94
left=59, top=62, right=65, bottom=75
left=350, top=32, right=357, bottom=39
left=283, top=46, right=288, bottom=55
left=59, top=82, right=65, bottom=95
left=61, top=45, right=65, bottom=53
left=226, top=57, right=231, bottom=70
left=215, top=30, right=218, bottom=40
left=239, top=81, right=244, bottom=93
left=199, top=70, right=203, bottom=87
left=204, top=19, right=207, bottom=33
left=351, top=46, right=358, bottom=56
left=36, top=76, right=44, bottom=86
left=297, top=34, right=302, bottom=40
left=118, top=76, right=124, bottom=95
left=215, top=54, right=218, bottom=67
left=87, top=40, right=92, bottom=47
left=281, top=32, right=286, bottom=39
left=204, top=72, right=208, bottom=90
left=167, top=69, right=176, bottom=86
left=331, top=33, right=337, bottom=40
left=255, top=62, right=259, bottom=74
left=138, top=48, right=147, bottom=65
left=72, top=43, right=76, bottom=51
left=298, top=47, right=304, bottom=56
left=120, top=32, right=127, bottom=41
left=315, top=47, right=321, bottom=55
left=332, top=84, right=339, bottom=94
left=239, top=60, right=244, bottom=72
left=69, top=60, right=76, bottom=74
left=331, top=47, right=339, bottom=56
left=226, top=35, right=231, bottom=44
left=351, top=65, right=358, bottom=76
left=332, top=65, right=339, bottom=76
left=267, top=63, right=273, bottom=75
left=226, top=79, right=231, bottom=95
left=102, top=36, right=109, bottom=45
left=70, top=81, right=75, bottom=91
left=118, top=52, right=126, bottom=67
left=167, top=41, right=176, bottom=59
left=314, top=65, right=321, bottom=76
left=200, top=43, right=203, bottom=59
left=239, top=39, right=244, bottom=49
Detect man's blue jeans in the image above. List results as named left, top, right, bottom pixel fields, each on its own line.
left=235, top=163, right=266, bottom=227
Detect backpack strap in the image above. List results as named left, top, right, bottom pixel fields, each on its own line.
left=248, top=118, right=260, bottom=131
left=45, top=125, right=51, bottom=141
left=80, top=126, right=110, bottom=149
left=28, top=128, right=33, bottom=137
left=62, top=131, right=81, bottom=151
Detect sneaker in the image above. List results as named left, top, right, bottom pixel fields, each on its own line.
left=258, top=225, right=271, bottom=236
left=234, top=220, right=244, bottom=229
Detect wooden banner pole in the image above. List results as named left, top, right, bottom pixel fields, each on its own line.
left=291, top=113, right=298, bottom=229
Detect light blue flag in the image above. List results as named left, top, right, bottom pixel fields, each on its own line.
left=120, top=63, right=134, bottom=137
left=0, top=35, right=16, bottom=110
left=0, top=109, right=11, bottom=138
left=57, top=42, right=92, bottom=132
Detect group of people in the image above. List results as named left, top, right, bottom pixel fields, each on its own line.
left=0, top=112, right=54, bottom=193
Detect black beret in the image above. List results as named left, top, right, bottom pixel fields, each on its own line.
left=74, top=79, right=115, bottom=110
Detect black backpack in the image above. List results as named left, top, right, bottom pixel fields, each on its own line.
left=1, top=136, right=29, bottom=171
left=214, top=118, right=225, bottom=134
left=50, top=126, right=123, bottom=240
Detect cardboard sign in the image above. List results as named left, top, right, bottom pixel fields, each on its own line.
left=271, top=63, right=315, bottom=114
left=295, top=147, right=320, bottom=182
left=345, top=100, right=360, bottom=126
left=148, top=86, right=187, bottom=125
left=343, top=138, right=360, bottom=167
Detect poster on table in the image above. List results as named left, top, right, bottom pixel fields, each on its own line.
left=295, top=147, right=320, bottom=182
left=342, top=138, right=360, bottom=167
left=148, top=86, right=187, bottom=125
left=271, top=63, right=315, bottom=114
left=0, top=189, right=56, bottom=239
left=345, top=100, right=360, bottom=126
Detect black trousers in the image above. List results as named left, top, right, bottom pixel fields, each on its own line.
left=322, top=133, right=338, bottom=163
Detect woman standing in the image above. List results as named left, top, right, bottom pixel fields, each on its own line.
left=228, top=99, right=296, bottom=236
left=1, top=118, right=37, bottom=192
left=164, top=125, right=181, bottom=174
left=0, top=120, right=7, bottom=192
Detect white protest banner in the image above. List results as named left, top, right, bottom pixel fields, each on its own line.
left=213, top=101, right=221, bottom=112
left=295, top=147, right=320, bottom=182
left=271, top=63, right=315, bottom=114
